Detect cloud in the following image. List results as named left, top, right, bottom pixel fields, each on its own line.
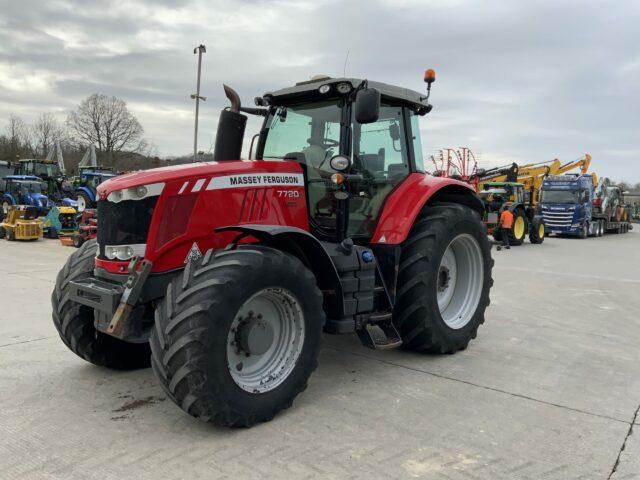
left=0, top=0, right=638, bottom=181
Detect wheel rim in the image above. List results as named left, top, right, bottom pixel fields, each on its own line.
left=2, top=202, right=8, bottom=214
left=77, top=196, right=85, bottom=212
left=514, top=216, right=525, bottom=239
left=437, top=234, right=484, bottom=330
left=539, top=223, right=544, bottom=239
left=227, top=288, right=305, bottom=393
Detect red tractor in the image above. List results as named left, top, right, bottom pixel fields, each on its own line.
left=52, top=71, right=493, bottom=427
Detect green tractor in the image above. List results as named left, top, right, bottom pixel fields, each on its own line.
left=479, top=181, right=545, bottom=245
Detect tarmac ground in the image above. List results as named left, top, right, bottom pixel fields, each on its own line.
left=0, top=229, right=639, bottom=479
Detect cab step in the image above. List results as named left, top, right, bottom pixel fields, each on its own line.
left=356, top=311, right=402, bottom=350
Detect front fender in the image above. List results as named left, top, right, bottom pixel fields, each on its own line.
left=3, top=193, right=16, bottom=205
left=371, top=173, right=483, bottom=244
left=77, top=187, right=95, bottom=202
left=216, top=224, right=344, bottom=318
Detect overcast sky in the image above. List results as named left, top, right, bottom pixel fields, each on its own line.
left=0, top=0, right=638, bottom=181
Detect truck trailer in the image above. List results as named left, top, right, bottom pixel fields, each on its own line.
left=540, top=174, right=632, bottom=237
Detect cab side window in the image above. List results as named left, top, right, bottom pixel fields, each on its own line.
left=349, top=104, right=411, bottom=237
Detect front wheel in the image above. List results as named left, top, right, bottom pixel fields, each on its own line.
left=394, top=202, right=493, bottom=353
left=151, top=246, right=325, bottom=427
left=76, top=192, right=91, bottom=213
left=509, top=210, right=527, bottom=246
left=51, top=239, right=150, bottom=369
left=580, top=223, right=588, bottom=239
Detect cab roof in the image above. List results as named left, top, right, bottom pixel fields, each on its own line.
left=3, top=175, right=41, bottom=181
left=263, top=77, right=430, bottom=112
left=82, top=171, right=116, bottom=177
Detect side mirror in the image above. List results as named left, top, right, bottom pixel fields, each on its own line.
left=355, top=88, right=380, bottom=124
left=389, top=123, right=400, bottom=141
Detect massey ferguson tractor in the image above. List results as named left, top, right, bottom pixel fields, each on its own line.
left=52, top=71, right=493, bottom=427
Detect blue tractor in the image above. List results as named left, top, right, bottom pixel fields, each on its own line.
left=1, top=175, right=53, bottom=218
left=75, top=170, right=117, bottom=212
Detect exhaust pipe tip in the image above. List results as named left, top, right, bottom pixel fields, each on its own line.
left=223, top=84, right=241, bottom=113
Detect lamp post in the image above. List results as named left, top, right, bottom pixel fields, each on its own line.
left=191, top=44, right=207, bottom=162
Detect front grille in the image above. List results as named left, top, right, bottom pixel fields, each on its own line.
left=542, top=211, right=574, bottom=228
left=97, top=197, right=157, bottom=258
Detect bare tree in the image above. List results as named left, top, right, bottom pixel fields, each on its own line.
left=66, top=94, right=144, bottom=154
left=4, top=114, right=33, bottom=159
left=32, top=113, right=65, bottom=157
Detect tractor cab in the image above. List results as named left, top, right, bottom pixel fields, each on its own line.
left=480, top=181, right=545, bottom=246
left=19, top=159, right=62, bottom=179
left=1, top=175, right=52, bottom=216
left=76, top=169, right=117, bottom=212
left=252, top=77, right=431, bottom=241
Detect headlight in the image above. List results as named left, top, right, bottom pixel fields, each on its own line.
left=135, top=186, right=148, bottom=198
left=104, top=244, right=145, bottom=261
left=329, top=155, right=351, bottom=172
left=115, top=246, right=134, bottom=260
left=336, top=82, right=352, bottom=94
left=318, top=84, right=331, bottom=94
left=107, top=183, right=164, bottom=203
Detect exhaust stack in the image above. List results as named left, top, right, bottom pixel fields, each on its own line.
left=213, top=84, right=247, bottom=161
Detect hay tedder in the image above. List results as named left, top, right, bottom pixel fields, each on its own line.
left=52, top=71, right=494, bottom=427
left=0, top=205, right=43, bottom=241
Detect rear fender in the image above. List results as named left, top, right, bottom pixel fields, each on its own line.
left=216, top=224, right=344, bottom=318
left=371, top=173, right=483, bottom=245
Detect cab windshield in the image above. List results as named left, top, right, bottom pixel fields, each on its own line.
left=15, top=182, right=43, bottom=195
left=541, top=190, right=580, bottom=204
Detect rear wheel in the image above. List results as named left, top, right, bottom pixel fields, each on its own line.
left=51, top=239, right=150, bottom=370
left=6, top=228, right=15, bottom=241
left=509, top=209, right=527, bottom=246
left=0, top=226, right=5, bottom=239
left=394, top=203, right=493, bottom=353
left=151, top=246, right=325, bottom=427
left=529, top=216, right=545, bottom=244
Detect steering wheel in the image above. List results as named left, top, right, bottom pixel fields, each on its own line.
left=320, top=138, right=339, bottom=149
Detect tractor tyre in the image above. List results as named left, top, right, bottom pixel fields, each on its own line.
left=0, top=226, right=5, bottom=239
left=72, top=235, right=84, bottom=248
left=6, top=228, right=15, bottom=241
left=76, top=192, right=91, bottom=213
left=394, top=202, right=493, bottom=353
left=51, top=239, right=150, bottom=370
left=528, top=216, right=545, bottom=244
left=151, top=246, right=325, bottom=427
left=509, top=209, right=527, bottom=246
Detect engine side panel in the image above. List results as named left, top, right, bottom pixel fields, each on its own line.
left=97, top=161, right=309, bottom=273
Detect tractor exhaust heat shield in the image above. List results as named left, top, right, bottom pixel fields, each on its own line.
left=213, top=85, right=247, bottom=161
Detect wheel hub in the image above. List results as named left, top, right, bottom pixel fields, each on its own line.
left=235, top=313, right=274, bottom=356
left=226, top=288, right=305, bottom=394
left=438, top=266, right=451, bottom=293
